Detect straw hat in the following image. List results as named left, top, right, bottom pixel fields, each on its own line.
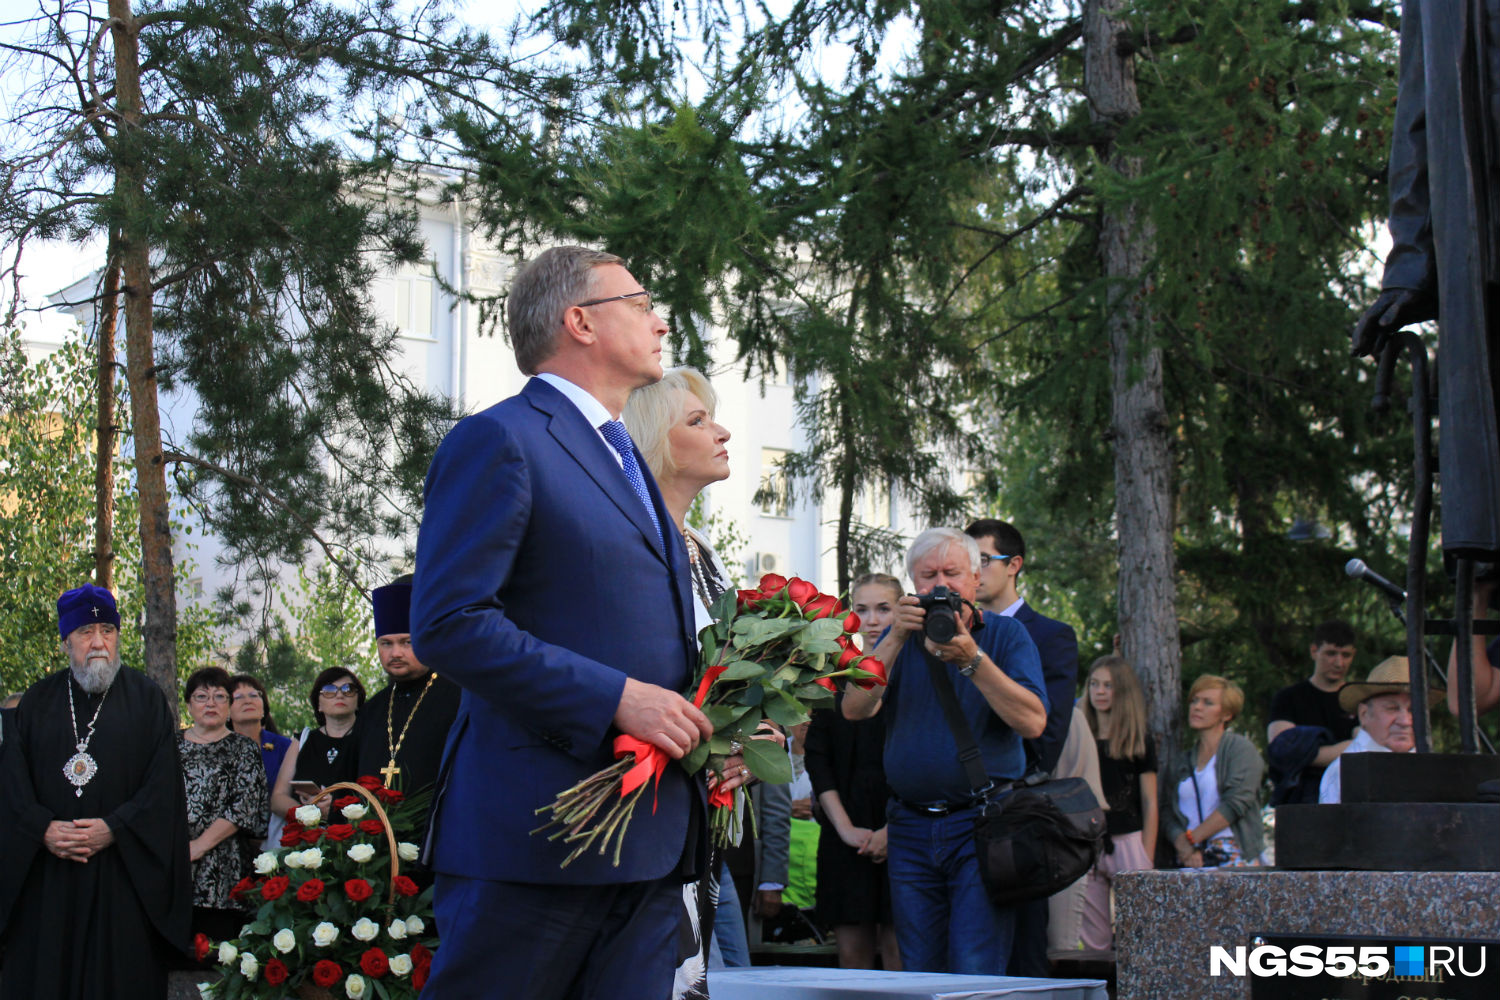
left=1337, top=655, right=1443, bottom=714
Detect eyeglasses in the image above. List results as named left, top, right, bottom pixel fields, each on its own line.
left=231, top=690, right=262, bottom=701
left=320, top=682, right=356, bottom=696
left=574, top=290, right=652, bottom=313
left=979, top=553, right=1013, bottom=568
left=191, top=691, right=229, bottom=705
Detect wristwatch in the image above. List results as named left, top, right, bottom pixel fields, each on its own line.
left=959, top=651, right=983, bottom=677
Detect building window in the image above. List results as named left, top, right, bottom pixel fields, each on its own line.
left=390, top=263, right=434, bottom=338
left=759, top=447, right=792, bottom=518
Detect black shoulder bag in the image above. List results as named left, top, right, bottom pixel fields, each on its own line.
left=925, top=650, right=1105, bottom=907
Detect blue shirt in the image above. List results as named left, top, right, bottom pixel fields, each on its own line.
left=882, top=610, right=1048, bottom=803
left=256, top=729, right=293, bottom=790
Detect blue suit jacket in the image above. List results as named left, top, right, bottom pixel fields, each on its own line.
left=411, top=377, right=701, bottom=885
left=1013, top=601, right=1080, bottom=775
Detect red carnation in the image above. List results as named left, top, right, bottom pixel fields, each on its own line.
left=296, top=878, right=325, bottom=902
left=356, top=775, right=383, bottom=790
left=815, top=677, right=837, bottom=692
left=344, top=878, right=375, bottom=902
left=312, top=960, right=342, bottom=988
left=263, top=958, right=289, bottom=987
left=260, top=875, right=290, bottom=901
left=324, top=823, right=356, bottom=842
left=359, top=818, right=384, bottom=836
left=855, top=655, right=889, bottom=690
left=333, top=794, right=359, bottom=810
left=193, top=932, right=212, bottom=962
left=758, top=572, right=788, bottom=596
left=360, top=947, right=390, bottom=978
left=803, top=594, right=840, bottom=619
left=842, top=610, right=861, bottom=634
left=300, top=827, right=323, bottom=844
left=392, top=875, right=419, bottom=897
left=786, top=578, right=818, bottom=606
left=228, top=876, right=255, bottom=902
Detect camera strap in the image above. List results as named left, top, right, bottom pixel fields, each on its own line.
left=923, top=648, right=998, bottom=802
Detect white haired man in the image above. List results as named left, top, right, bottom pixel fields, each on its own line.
left=1319, top=656, right=1428, bottom=804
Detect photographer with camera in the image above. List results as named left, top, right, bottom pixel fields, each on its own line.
left=844, top=528, right=1047, bottom=974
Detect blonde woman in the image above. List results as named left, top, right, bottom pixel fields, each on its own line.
left=1079, top=656, right=1156, bottom=949
left=1160, top=675, right=1266, bottom=868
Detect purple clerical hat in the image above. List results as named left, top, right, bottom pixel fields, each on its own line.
left=58, top=583, right=120, bottom=638
left=372, top=581, right=413, bottom=638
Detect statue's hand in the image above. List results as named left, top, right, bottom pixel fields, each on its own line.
left=1351, top=288, right=1433, bottom=358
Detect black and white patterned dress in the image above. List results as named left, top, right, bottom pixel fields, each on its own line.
left=176, top=730, right=268, bottom=907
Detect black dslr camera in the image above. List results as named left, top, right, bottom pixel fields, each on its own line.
left=916, top=586, right=965, bottom=643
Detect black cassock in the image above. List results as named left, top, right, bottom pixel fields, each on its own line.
left=356, top=672, right=462, bottom=797
left=0, top=667, right=191, bottom=1000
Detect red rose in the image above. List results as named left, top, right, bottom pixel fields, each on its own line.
left=344, top=878, right=375, bottom=902
left=803, top=594, right=840, bottom=619
left=837, top=644, right=863, bottom=669
left=392, top=875, right=419, bottom=897
left=735, top=588, right=763, bottom=610
left=312, top=960, right=342, bottom=988
left=356, top=775, right=383, bottom=790
left=300, top=827, right=323, bottom=844
left=296, top=878, right=325, bottom=902
left=193, top=932, right=212, bottom=962
left=285, top=807, right=303, bottom=824
left=260, top=875, right=290, bottom=901
left=814, top=677, right=837, bottom=692
left=324, top=823, right=356, bottom=842
left=360, top=947, right=390, bottom=978
left=758, top=572, right=788, bottom=595
left=411, top=943, right=431, bottom=968
left=377, top=787, right=404, bottom=804
left=413, top=964, right=429, bottom=990
left=842, top=610, right=861, bottom=634
left=263, top=958, right=289, bottom=986
left=855, top=655, right=889, bottom=690
left=333, top=794, right=359, bottom=810
left=359, top=818, right=384, bottom=836
left=228, top=876, right=255, bottom=902
left=786, top=578, right=818, bottom=606
left=280, top=828, right=304, bottom=847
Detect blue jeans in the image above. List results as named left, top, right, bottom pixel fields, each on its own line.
left=709, top=857, right=750, bottom=968
left=886, top=798, right=1017, bottom=974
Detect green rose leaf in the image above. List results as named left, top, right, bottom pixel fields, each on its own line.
left=763, top=688, right=811, bottom=728
left=741, top=733, right=794, bottom=784
left=703, top=704, right=741, bottom=730
left=719, top=659, right=766, bottom=681
left=736, top=684, right=764, bottom=706
left=709, top=589, right=738, bottom=625
left=681, top=740, right=711, bottom=774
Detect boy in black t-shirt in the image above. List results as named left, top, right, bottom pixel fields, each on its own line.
left=1267, top=620, right=1358, bottom=804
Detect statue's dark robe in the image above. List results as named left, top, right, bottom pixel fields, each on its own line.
left=1381, top=0, right=1500, bottom=556
left=0, top=667, right=192, bottom=999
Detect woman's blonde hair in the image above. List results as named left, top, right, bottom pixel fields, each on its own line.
left=1187, top=673, right=1244, bottom=723
left=622, top=366, right=718, bottom=482
left=1083, top=654, right=1150, bottom=761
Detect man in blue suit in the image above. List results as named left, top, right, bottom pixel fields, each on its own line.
left=967, top=518, right=1081, bottom=975
left=411, top=246, right=740, bottom=999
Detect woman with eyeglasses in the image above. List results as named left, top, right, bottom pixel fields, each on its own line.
left=177, top=666, right=269, bottom=941
left=228, top=673, right=295, bottom=793
left=269, top=666, right=366, bottom=822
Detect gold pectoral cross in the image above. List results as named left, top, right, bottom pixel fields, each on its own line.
left=381, top=759, right=401, bottom=785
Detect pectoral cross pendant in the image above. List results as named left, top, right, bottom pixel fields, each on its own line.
left=381, top=759, right=401, bottom=785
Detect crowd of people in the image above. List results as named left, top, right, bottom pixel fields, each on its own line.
left=0, top=244, right=1453, bottom=1000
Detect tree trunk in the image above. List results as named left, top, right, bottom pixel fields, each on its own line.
left=94, top=238, right=119, bottom=590
left=110, top=0, right=177, bottom=705
left=1084, top=0, right=1182, bottom=758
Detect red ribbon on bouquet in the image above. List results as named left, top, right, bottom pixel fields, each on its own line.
left=613, top=735, right=669, bottom=813
left=692, top=664, right=727, bottom=709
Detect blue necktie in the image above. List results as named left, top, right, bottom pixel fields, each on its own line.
left=599, top=420, right=664, bottom=546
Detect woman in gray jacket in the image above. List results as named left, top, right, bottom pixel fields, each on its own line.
left=1161, top=675, right=1265, bottom=867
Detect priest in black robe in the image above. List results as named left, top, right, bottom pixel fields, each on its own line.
left=357, top=576, right=461, bottom=807
left=0, top=584, right=191, bottom=1000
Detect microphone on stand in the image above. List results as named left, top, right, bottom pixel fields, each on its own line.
left=1344, top=557, right=1407, bottom=603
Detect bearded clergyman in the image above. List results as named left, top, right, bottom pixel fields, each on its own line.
left=0, top=584, right=191, bottom=999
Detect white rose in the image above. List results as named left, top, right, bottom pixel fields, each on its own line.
left=311, top=922, right=339, bottom=948
left=346, top=843, right=375, bottom=864
left=388, top=954, right=413, bottom=977
left=283, top=850, right=305, bottom=870
left=217, top=941, right=238, bottom=966
left=238, top=953, right=258, bottom=980
left=345, top=973, right=367, bottom=998
left=295, top=804, right=322, bottom=826
left=397, top=842, right=420, bottom=863
left=299, top=847, right=324, bottom=870
left=195, top=981, right=215, bottom=998
left=351, top=917, right=380, bottom=942
left=386, top=919, right=408, bottom=940
left=252, top=852, right=278, bottom=875
left=340, top=802, right=368, bottom=821
left=404, top=915, right=425, bottom=936
left=272, top=928, right=296, bottom=954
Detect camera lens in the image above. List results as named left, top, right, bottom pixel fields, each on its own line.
left=925, top=607, right=959, bottom=643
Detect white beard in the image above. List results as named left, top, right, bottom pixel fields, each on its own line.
left=72, top=651, right=121, bottom=694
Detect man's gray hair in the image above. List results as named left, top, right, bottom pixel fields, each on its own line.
left=507, top=246, right=622, bottom=375
left=905, top=527, right=981, bottom=580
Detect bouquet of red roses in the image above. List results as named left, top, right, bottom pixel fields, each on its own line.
left=533, top=573, right=887, bottom=866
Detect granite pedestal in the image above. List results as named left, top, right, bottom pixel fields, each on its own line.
left=1115, top=869, right=1500, bottom=999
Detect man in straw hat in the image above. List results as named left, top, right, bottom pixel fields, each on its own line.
left=1319, top=656, right=1437, bottom=804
